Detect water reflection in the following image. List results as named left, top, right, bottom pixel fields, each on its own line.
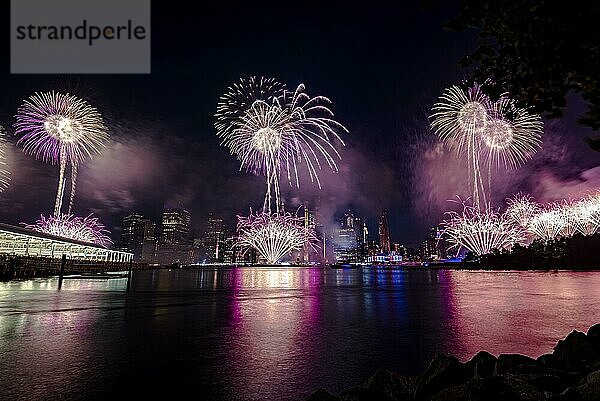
left=1, top=268, right=600, bottom=401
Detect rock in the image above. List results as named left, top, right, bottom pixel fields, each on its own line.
left=465, top=351, right=497, bottom=379
left=340, top=386, right=375, bottom=401
left=553, top=330, right=597, bottom=369
left=432, top=375, right=545, bottom=401
left=307, top=388, right=339, bottom=401
left=536, top=353, right=555, bottom=367
left=495, top=354, right=539, bottom=375
left=414, top=354, right=467, bottom=400
left=588, top=324, right=600, bottom=354
left=363, top=369, right=417, bottom=400
left=561, top=369, right=600, bottom=401
left=587, top=324, right=600, bottom=340
left=431, top=384, right=469, bottom=401
left=517, top=373, right=571, bottom=394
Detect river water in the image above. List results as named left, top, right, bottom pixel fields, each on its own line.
left=1, top=268, right=599, bottom=400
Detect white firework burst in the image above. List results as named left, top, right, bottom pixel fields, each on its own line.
left=236, top=210, right=318, bottom=264
left=216, top=78, right=346, bottom=213
left=441, top=202, right=526, bottom=255
left=482, top=98, right=543, bottom=169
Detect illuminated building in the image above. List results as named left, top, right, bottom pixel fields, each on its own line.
left=203, top=213, right=224, bottom=263
left=160, top=207, right=191, bottom=245
left=378, top=211, right=391, bottom=254
left=121, top=213, right=158, bottom=262
left=156, top=207, right=193, bottom=265
left=333, top=211, right=368, bottom=263
left=0, top=223, right=132, bottom=262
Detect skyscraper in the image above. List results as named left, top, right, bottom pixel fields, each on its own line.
left=121, top=213, right=146, bottom=259
left=302, top=205, right=316, bottom=262
left=378, top=211, right=391, bottom=254
left=203, top=212, right=224, bottom=262
left=333, top=210, right=368, bottom=263
left=160, top=207, right=191, bottom=245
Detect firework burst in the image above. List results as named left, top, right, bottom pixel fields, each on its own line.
left=441, top=201, right=526, bottom=255
left=236, top=210, right=318, bottom=264
left=14, top=91, right=109, bottom=216
left=215, top=76, right=285, bottom=141
left=505, top=193, right=540, bottom=228
left=483, top=98, right=543, bottom=170
left=431, top=83, right=543, bottom=208
left=527, top=208, right=567, bottom=241
left=24, top=213, right=113, bottom=247
left=216, top=77, right=346, bottom=213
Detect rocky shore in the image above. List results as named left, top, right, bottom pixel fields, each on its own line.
left=307, top=324, right=600, bottom=401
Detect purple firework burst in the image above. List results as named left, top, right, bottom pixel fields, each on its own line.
left=23, top=213, right=113, bottom=248
left=14, top=91, right=109, bottom=216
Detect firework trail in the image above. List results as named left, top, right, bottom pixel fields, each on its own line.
left=236, top=210, right=318, bottom=264
left=14, top=91, right=109, bottom=216
left=0, top=126, right=10, bottom=193
left=24, top=213, right=113, bottom=247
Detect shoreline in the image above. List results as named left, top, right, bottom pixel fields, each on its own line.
left=4, top=263, right=600, bottom=282
left=307, top=324, right=600, bottom=401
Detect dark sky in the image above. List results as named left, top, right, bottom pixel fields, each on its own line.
left=0, top=1, right=597, bottom=247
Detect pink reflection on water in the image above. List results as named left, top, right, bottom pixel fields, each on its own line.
left=225, top=267, right=323, bottom=400
left=441, top=270, right=600, bottom=361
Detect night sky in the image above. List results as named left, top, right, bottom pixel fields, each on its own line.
left=0, top=1, right=597, bottom=246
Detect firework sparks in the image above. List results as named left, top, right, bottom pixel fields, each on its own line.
left=505, top=193, right=540, bottom=228
left=483, top=98, right=543, bottom=169
left=215, top=76, right=285, bottom=142
left=441, top=202, right=526, bottom=255
left=236, top=210, right=318, bottom=264
left=24, top=214, right=113, bottom=247
left=216, top=77, right=347, bottom=213
left=14, top=91, right=109, bottom=216
left=573, top=194, right=600, bottom=235
left=527, top=208, right=567, bottom=241
left=507, top=194, right=600, bottom=241
left=431, top=84, right=543, bottom=208
left=0, top=126, right=10, bottom=193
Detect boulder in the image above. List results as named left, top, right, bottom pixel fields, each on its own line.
left=307, top=389, right=340, bottom=401
left=517, top=373, right=571, bottom=394
left=362, top=369, right=417, bottom=401
left=536, top=353, right=555, bottom=367
left=553, top=330, right=597, bottom=369
left=587, top=324, right=600, bottom=353
left=495, top=354, right=539, bottom=375
left=465, top=351, right=497, bottom=379
left=432, top=375, right=545, bottom=401
left=340, top=386, right=376, bottom=401
left=587, top=324, right=600, bottom=341
left=414, top=354, right=467, bottom=400
left=561, top=369, right=600, bottom=401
